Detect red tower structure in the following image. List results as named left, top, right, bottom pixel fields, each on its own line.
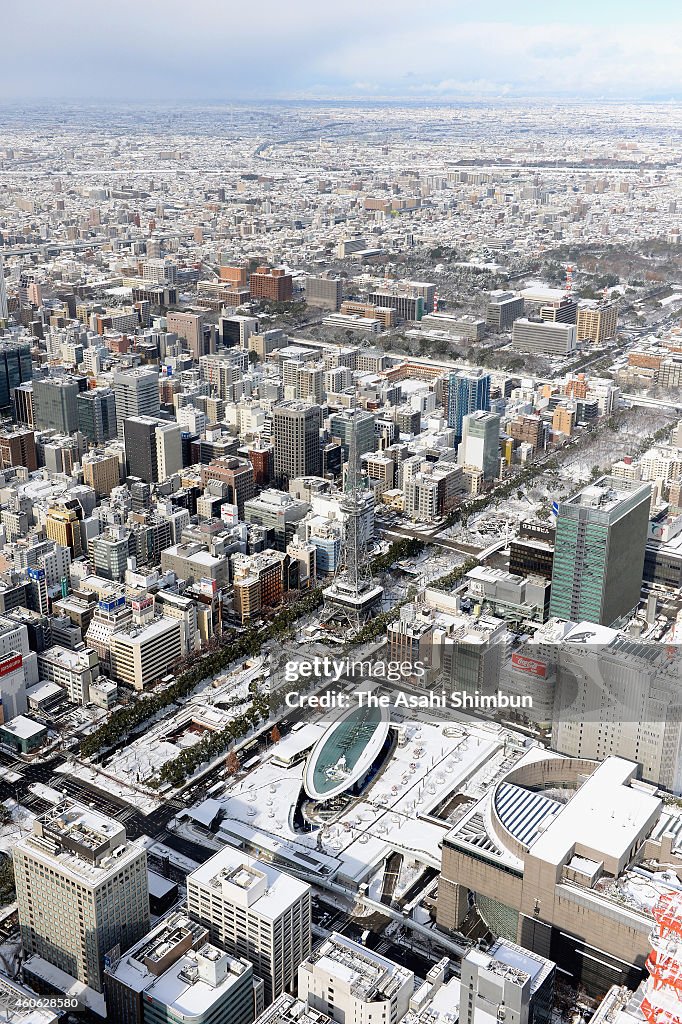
left=641, top=891, right=682, bottom=1024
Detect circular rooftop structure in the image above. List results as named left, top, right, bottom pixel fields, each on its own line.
left=303, top=703, right=390, bottom=801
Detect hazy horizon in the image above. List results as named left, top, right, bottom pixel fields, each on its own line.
left=3, top=0, right=682, bottom=105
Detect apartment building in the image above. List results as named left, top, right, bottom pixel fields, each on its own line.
left=250, top=267, right=293, bottom=303
left=576, top=300, right=618, bottom=343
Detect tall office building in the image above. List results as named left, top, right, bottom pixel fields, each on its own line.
left=167, top=310, right=210, bottom=360
left=109, top=615, right=183, bottom=690
left=0, top=339, right=32, bottom=409
left=201, top=457, right=255, bottom=516
left=124, top=416, right=182, bottom=484
left=551, top=622, right=682, bottom=794
left=219, top=314, right=259, bottom=348
left=89, top=526, right=132, bottom=582
left=82, top=451, right=121, bottom=496
left=244, top=490, right=310, bottom=551
left=77, top=386, right=117, bottom=443
left=0, top=427, right=37, bottom=472
left=549, top=475, right=651, bottom=626
left=0, top=614, right=34, bottom=719
left=187, top=846, right=312, bottom=1005
left=45, top=501, right=84, bottom=559
left=0, top=254, right=8, bottom=321
left=273, top=403, right=322, bottom=483
left=329, top=409, right=376, bottom=461
left=446, top=369, right=491, bottom=442
left=113, top=368, right=160, bottom=439
left=460, top=939, right=555, bottom=1024
left=14, top=799, right=149, bottom=993
left=33, top=375, right=86, bottom=433
left=458, top=410, right=500, bottom=481
left=368, top=290, right=424, bottom=321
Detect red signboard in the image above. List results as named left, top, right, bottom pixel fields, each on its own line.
left=511, top=652, right=547, bottom=678
left=0, top=654, right=23, bottom=677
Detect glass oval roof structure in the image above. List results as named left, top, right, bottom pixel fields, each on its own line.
left=303, top=702, right=390, bottom=801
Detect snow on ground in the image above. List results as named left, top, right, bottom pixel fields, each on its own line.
left=394, top=858, right=426, bottom=900
left=54, top=761, right=160, bottom=816
left=83, top=657, right=268, bottom=810
left=367, top=866, right=384, bottom=902
left=0, top=800, right=35, bottom=856
left=27, top=783, right=63, bottom=805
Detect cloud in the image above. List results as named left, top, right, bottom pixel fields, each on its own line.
left=1, top=1, right=681, bottom=100
left=309, top=21, right=682, bottom=99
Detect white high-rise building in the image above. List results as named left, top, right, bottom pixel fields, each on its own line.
left=187, top=847, right=312, bottom=1005
left=177, top=403, right=208, bottom=436
left=155, top=420, right=182, bottom=481
left=458, top=410, right=501, bottom=481
left=460, top=939, right=555, bottom=1024
left=0, top=255, right=8, bottom=321
left=113, top=367, right=160, bottom=438
left=0, top=614, right=38, bottom=718
left=298, top=932, right=413, bottom=1024
left=14, top=800, right=149, bottom=993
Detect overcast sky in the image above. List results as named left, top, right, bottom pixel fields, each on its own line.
left=3, top=0, right=682, bottom=103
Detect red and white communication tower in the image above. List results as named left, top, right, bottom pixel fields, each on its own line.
left=641, top=890, right=682, bottom=1024
left=565, top=264, right=574, bottom=294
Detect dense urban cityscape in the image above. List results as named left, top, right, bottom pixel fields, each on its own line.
left=0, top=77, right=681, bottom=1024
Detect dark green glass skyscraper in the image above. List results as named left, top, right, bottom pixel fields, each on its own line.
left=0, top=340, right=32, bottom=410
left=549, top=475, right=651, bottom=626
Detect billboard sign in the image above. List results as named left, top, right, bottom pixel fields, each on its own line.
left=511, top=652, right=548, bottom=679
left=0, top=654, right=22, bottom=678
